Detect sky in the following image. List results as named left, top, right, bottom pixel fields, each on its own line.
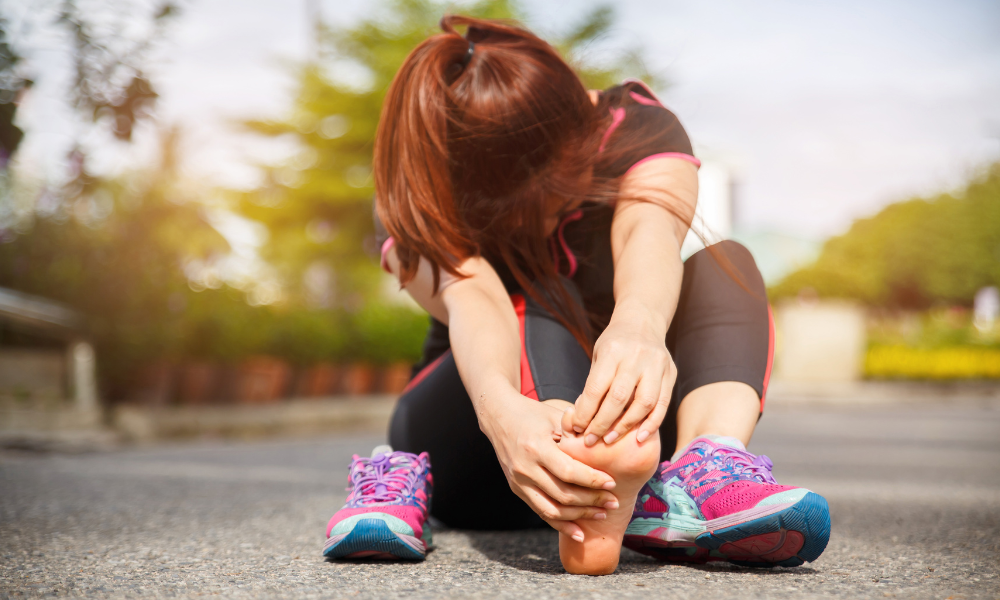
left=9, top=0, right=1000, bottom=241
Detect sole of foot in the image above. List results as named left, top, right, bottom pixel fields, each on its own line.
left=555, top=426, right=660, bottom=575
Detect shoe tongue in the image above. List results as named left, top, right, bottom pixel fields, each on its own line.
left=370, top=444, right=394, bottom=459
left=670, top=435, right=746, bottom=462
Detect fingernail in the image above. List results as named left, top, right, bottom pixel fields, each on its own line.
left=602, top=480, right=616, bottom=490
left=636, top=430, right=649, bottom=443
left=573, top=426, right=584, bottom=433
left=572, top=532, right=584, bottom=542
left=585, top=434, right=598, bottom=446
left=603, top=431, right=619, bottom=444
left=593, top=512, right=607, bottom=520
left=603, top=500, right=619, bottom=510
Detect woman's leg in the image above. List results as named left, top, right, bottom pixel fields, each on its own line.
left=633, top=241, right=830, bottom=567
left=388, top=289, right=598, bottom=531
left=389, top=346, right=545, bottom=530
left=662, top=240, right=772, bottom=457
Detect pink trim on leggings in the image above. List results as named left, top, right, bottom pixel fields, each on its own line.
left=760, top=305, right=775, bottom=412
left=401, top=349, right=450, bottom=395
left=380, top=237, right=396, bottom=274
left=511, top=294, right=538, bottom=400
left=624, top=152, right=702, bottom=177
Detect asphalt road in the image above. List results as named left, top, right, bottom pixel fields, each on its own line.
left=2, top=401, right=999, bottom=599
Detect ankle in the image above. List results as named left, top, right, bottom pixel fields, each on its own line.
left=672, top=433, right=747, bottom=460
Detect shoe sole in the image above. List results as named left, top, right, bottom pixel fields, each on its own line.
left=695, top=491, right=831, bottom=567
left=323, top=518, right=427, bottom=560
left=621, top=537, right=719, bottom=564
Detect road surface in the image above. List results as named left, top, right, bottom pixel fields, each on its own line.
left=2, top=401, right=998, bottom=599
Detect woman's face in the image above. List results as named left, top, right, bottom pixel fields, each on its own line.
left=542, top=168, right=591, bottom=235
left=543, top=90, right=600, bottom=234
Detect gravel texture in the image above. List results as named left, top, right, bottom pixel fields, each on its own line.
left=1, top=402, right=998, bottom=599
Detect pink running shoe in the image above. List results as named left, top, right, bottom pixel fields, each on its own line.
left=323, top=445, right=433, bottom=560
left=624, top=436, right=830, bottom=567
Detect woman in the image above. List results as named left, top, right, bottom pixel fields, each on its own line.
left=322, top=16, right=830, bottom=575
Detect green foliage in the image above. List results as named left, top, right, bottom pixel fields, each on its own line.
left=0, top=0, right=663, bottom=402
left=58, top=0, right=178, bottom=141
left=770, top=164, right=1000, bottom=308
left=237, top=0, right=660, bottom=309
left=0, top=155, right=232, bottom=394
left=351, top=303, right=430, bottom=365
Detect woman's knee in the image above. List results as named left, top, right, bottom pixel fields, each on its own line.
left=683, top=240, right=766, bottom=297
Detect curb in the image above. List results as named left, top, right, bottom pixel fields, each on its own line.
left=765, top=379, right=1000, bottom=407
left=114, top=395, right=398, bottom=442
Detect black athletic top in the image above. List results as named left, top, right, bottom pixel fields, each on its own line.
left=375, top=80, right=697, bottom=335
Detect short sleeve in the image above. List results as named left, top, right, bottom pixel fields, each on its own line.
left=595, top=81, right=698, bottom=179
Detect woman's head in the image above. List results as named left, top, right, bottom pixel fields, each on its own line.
left=374, top=15, right=602, bottom=347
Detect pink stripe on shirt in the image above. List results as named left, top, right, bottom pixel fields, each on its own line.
left=598, top=108, right=626, bottom=154
left=625, top=152, right=701, bottom=177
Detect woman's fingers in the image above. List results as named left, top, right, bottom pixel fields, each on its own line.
left=543, top=516, right=587, bottom=542
left=583, top=368, right=640, bottom=445
left=517, top=482, right=608, bottom=524
left=636, top=362, right=676, bottom=444
left=603, top=367, right=662, bottom=443
left=561, top=406, right=577, bottom=433
left=539, top=443, right=616, bottom=493
left=535, top=466, right=620, bottom=510
left=570, top=357, right=617, bottom=434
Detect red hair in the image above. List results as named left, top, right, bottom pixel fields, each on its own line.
left=374, top=15, right=687, bottom=353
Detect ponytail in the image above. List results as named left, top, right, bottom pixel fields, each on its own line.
left=374, top=16, right=607, bottom=354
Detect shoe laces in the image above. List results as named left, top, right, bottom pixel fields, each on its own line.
left=676, top=440, right=778, bottom=489
left=712, top=446, right=777, bottom=484
left=349, top=452, right=421, bottom=505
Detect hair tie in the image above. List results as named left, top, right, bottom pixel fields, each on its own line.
left=461, top=40, right=475, bottom=67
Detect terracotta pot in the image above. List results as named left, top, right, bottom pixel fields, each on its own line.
left=294, top=363, right=341, bottom=398
left=130, top=361, right=175, bottom=406
left=234, top=356, right=292, bottom=404
left=178, top=362, right=220, bottom=405
left=379, top=362, right=413, bottom=394
left=341, top=362, right=376, bottom=395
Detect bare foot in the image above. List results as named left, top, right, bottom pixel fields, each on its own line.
left=544, top=401, right=661, bottom=575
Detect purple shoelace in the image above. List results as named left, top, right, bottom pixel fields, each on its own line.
left=709, top=446, right=778, bottom=485
left=350, top=452, right=420, bottom=505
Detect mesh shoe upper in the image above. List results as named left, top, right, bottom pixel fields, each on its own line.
left=662, top=438, right=796, bottom=520
left=326, top=450, right=432, bottom=538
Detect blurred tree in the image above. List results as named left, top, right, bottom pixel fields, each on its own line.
left=770, top=163, right=1000, bottom=308
left=237, top=0, right=660, bottom=310
left=58, top=0, right=177, bottom=142
left=0, top=128, right=234, bottom=397
left=0, top=14, right=28, bottom=167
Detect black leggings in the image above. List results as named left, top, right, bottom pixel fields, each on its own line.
left=388, top=241, right=773, bottom=530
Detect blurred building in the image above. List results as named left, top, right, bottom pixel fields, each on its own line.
left=681, top=159, right=734, bottom=259
left=0, top=287, right=102, bottom=440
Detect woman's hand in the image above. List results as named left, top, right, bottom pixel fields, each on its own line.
left=481, top=391, right=620, bottom=542
left=567, top=301, right=676, bottom=446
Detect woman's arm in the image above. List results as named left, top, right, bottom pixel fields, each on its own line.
left=567, top=157, right=699, bottom=445
left=382, top=249, right=618, bottom=540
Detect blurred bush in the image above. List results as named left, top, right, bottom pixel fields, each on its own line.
left=0, top=0, right=660, bottom=401
left=865, top=346, right=1000, bottom=379
left=770, top=164, right=1000, bottom=309
left=236, top=0, right=660, bottom=311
